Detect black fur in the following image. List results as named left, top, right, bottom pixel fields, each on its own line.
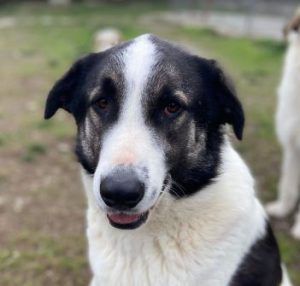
left=44, top=47, right=128, bottom=174
left=142, top=38, right=244, bottom=197
left=230, top=224, right=282, bottom=286
left=44, top=53, right=101, bottom=122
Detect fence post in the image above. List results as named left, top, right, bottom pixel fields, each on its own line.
left=244, top=0, right=256, bottom=37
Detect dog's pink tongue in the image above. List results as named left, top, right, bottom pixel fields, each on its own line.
left=108, top=213, right=140, bottom=224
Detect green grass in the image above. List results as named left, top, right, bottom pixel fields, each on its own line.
left=21, top=143, right=47, bottom=162
left=36, top=118, right=75, bottom=139
left=0, top=3, right=299, bottom=286
left=0, top=232, right=88, bottom=286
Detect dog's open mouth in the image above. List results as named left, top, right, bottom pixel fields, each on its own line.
left=107, top=211, right=149, bottom=229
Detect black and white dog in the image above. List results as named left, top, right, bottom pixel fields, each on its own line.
left=44, top=34, right=291, bottom=286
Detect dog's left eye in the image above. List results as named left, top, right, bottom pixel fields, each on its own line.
left=95, top=98, right=109, bottom=110
left=164, top=102, right=182, bottom=116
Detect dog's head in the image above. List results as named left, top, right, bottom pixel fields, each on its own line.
left=45, top=34, right=244, bottom=230
left=283, top=7, right=300, bottom=38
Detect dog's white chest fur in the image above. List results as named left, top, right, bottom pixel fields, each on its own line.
left=82, top=144, right=266, bottom=286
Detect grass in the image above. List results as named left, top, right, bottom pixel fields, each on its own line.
left=36, top=118, right=75, bottom=139
left=0, top=2, right=299, bottom=285
left=21, top=143, right=47, bottom=162
left=0, top=232, right=88, bottom=286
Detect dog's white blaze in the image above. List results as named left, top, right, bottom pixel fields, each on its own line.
left=93, top=34, right=166, bottom=212
left=122, top=34, right=156, bottom=122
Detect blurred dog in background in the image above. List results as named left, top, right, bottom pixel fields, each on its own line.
left=266, top=8, right=300, bottom=240
left=94, top=28, right=122, bottom=52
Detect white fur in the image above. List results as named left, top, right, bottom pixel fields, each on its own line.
left=82, top=141, right=275, bottom=286
left=281, top=264, right=293, bottom=286
left=93, top=35, right=166, bottom=214
left=266, top=31, right=300, bottom=239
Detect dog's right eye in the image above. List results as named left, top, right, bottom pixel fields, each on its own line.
left=95, top=98, right=109, bottom=110
left=164, top=102, right=182, bottom=116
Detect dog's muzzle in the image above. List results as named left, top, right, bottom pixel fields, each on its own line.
left=100, top=168, right=145, bottom=209
left=99, top=168, right=148, bottom=229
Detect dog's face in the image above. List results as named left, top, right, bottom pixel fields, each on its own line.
left=283, top=8, right=300, bottom=38
left=45, top=34, right=244, bottom=230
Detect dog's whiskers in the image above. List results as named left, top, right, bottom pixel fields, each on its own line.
left=167, top=176, right=186, bottom=198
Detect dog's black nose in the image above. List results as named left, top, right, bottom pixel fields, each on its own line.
left=100, top=170, right=145, bottom=209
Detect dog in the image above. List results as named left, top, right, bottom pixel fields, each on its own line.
left=266, top=9, right=300, bottom=240
left=44, top=34, right=292, bottom=286
left=93, top=28, right=122, bottom=53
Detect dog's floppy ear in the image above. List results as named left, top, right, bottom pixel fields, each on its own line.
left=210, top=60, right=245, bottom=140
left=44, top=53, right=97, bottom=119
